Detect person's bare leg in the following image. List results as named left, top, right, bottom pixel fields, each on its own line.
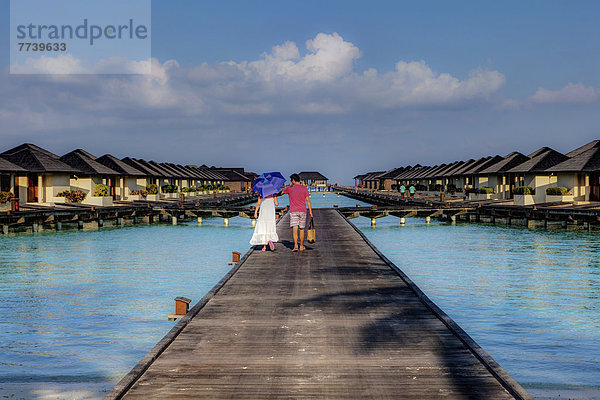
left=299, top=228, right=305, bottom=250
left=292, top=226, right=299, bottom=251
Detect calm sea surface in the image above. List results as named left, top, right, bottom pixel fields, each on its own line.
left=0, top=192, right=598, bottom=399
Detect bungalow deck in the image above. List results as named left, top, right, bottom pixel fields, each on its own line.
left=107, top=209, right=530, bottom=399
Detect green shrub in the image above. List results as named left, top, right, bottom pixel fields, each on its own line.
left=0, top=191, right=14, bottom=203
left=161, top=184, right=178, bottom=193
left=546, top=186, right=568, bottom=195
left=146, top=184, right=158, bottom=194
left=479, top=187, right=494, bottom=194
left=130, top=190, right=148, bottom=197
left=182, top=186, right=197, bottom=193
left=57, top=190, right=87, bottom=203
left=513, top=186, right=533, bottom=195
left=93, top=184, right=109, bottom=197
left=224, top=186, right=230, bottom=191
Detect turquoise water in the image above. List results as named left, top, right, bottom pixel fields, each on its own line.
left=352, top=215, right=600, bottom=395
left=0, top=192, right=598, bottom=398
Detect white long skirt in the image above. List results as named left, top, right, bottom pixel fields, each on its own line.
left=249, top=197, right=279, bottom=245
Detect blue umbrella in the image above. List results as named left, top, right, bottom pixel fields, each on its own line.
left=253, top=172, right=286, bottom=198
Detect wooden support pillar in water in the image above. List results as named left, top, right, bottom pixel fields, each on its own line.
left=172, top=216, right=178, bottom=226
left=584, top=222, right=591, bottom=231
left=32, top=223, right=39, bottom=233
left=561, top=221, right=567, bottom=229
left=507, top=218, right=512, bottom=226
left=56, top=221, right=62, bottom=231
left=425, top=216, right=431, bottom=224
left=371, top=218, right=376, bottom=226
left=543, top=219, right=548, bottom=229
left=450, top=215, right=456, bottom=223
left=490, top=215, right=495, bottom=224
left=78, top=220, right=84, bottom=230
left=224, top=218, right=229, bottom=226
left=198, top=217, right=203, bottom=225
left=98, top=219, right=104, bottom=228
left=117, top=217, right=123, bottom=226
left=2, top=225, right=9, bottom=234
left=400, top=217, right=405, bottom=225
left=251, top=219, right=256, bottom=227
left=134, top=216, right=139, bottom=224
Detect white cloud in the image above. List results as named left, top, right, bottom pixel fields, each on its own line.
left=530, top=82, right=598, bottom=104
left=1, top=32, right=507, bottom=135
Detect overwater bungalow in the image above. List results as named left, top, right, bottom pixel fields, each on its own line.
left=0, top=144, right=78, bottom=204
left=506, top=147, right=569, bottom=204
left=376, top=167, right=406, bottom=191
left=0, top=156, right=26, bottom=199
left=60, top=149, right=120, bottom=206
left=476, top=152, right=530, bottom=199
left=547, top=141, right=600, bottom=201
left=211, top=168, right=253, bottom=192
left=299, top=172, right=329, bottom=190
left=121, top=157, right=165, bottom=191
left=95, top=154, right=147, bottom=200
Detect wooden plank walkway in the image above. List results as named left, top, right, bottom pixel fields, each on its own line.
left=109, top=209, right=531, bottom=399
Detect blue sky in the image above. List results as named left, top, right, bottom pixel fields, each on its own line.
left=1, top=0, right=600, bottom=183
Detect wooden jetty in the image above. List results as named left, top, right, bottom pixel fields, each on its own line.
left=108, top=209, right=531, bottom=399
left=0, top=193, right=257, bottom=233
left=336, top=187, right=600, bottom=229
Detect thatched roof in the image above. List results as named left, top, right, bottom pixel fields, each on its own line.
left=60, top=150, right=119, bottom=175
left=122, top=158, right=164, bottom=177
left=462, top=155, right=504, bottom=175
left=547, top=147, right=600, bottom=172
left=0, top=156, right=27, bottom=173
left=507, top=147, right=568, bottom=173
left=403, top=166, right=432, bottom=180
left=452, top=157, right=495, bottom=176
left=96, top=154, right=145, bottom=176
left=429, top=161, right=464, bottom=178
left=378, top=167, right=406, bottom=179
left=299, top=171, right=329, bottom=181
left=71, top=149, right=98, bottom=160
left=477, top=152, right=529, bottom=174
left=566, top=140, right=600, bottom=158
left=419, top=164, right=447, bottom=179
left=1, top=143, right=78, bottom=173
left=213, top=169, right=252, bottom=182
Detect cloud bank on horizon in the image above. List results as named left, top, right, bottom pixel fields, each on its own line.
left=6, top=32, right=594, bottom=131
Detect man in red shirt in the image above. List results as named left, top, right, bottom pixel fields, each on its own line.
left=282, top=174, right=313, bottom=252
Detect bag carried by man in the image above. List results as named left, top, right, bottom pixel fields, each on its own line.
left=306, top=217, right=316, bottom=243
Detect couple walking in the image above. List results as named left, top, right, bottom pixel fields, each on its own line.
left=249, top=173, right=313, bottom=252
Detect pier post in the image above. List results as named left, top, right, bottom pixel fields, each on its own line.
left=134, top=216, right=139, bottom=224
left=78, top=220, right=84, bottom=230
left=371, top=218, right=376, bottom=226
left=117, top=217, right=123, bottom=226
left=2, top=225, right=8, bottom=234
left=32, top=223, right=39, bottom=233
left=172, top=216, right=178, bottom=226
left=542, top=219, right=548, bottom=229
left=98, top=219, right=104, bottom=228
left=56, top=221, right=62, bottom=231
left=251, top=219, right=256, bottom=227
left=450, top=215, right=456, bottom=223
left=507, top=218, right=511, bottom=226
left=561, top=221, right=567, bottom=229
left=584, top=222, right=590, bottom=231
left=490, top=215, right=495, bottom=224
left=198, top=217, right=203, bottom=225
left=400, top=217, right=405, bottom=225
left=425, top=216, right=431, bottom=224
left=224, top=218, right=229, bottom=226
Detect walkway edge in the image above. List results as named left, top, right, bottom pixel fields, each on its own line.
left=105, top=246, right=255, bottom=400
left=338, top=209, right=533, bottom=400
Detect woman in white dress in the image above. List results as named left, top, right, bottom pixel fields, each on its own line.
left=250, top=194, right=279, bottom=251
